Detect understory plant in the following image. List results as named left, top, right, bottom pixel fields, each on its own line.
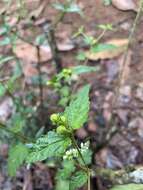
left=8, top=85, right=92, bottom=190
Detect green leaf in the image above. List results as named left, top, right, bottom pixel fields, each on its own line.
left=66, top=3, right=81, bottom=14
left=0, top=37, right=11, bottom=46
left=58, top=160, right=75, bottom=180
left=69, top=171, right=88, bottom=190
left=65, top=85, right=90, bottom=129
left=84, top=35, right=95, bottom=46
left=10, top=113, right=25, bottom=133
left=56, top=160, right=75, bottom=190
left=0, top=55, right=14, bottom=65
left=98, top=24, right=113, bottom=30
left=56, top=180, right=69, bottom=190
left=91, top=43, right=117, bottom=53
left=76, top=52, right=86, bottom=61
left=0, top=84, right=6, bottom=97
left=35, top=34, right=47, bottom=46
left=80, top=149, right=92, bottom=165
left=27, top=131, right=71, bottom=163
left=72, top=65, right=100, bottom=75
left=110, top=184, right=143, bottom=190
left=52, top=3, right=65, bottom=11
left=53, top=2, right=82, bottom=14
left=0, top=27, right=8, bottom=35
left=103, top=0, right=112, bottom=6
left=8, top=143, right=29, bottom=176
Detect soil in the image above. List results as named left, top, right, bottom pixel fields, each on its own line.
left=0, top=0, right=143, bottom=190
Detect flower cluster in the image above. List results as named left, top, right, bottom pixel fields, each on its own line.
left=63, top=141, right=89, bottom=160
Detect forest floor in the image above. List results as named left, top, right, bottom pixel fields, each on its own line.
left=0, top=0, right=143, bottom=190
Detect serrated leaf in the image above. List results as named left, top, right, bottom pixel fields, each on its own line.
left=65, top=85, right=90, bottom=129
left=110, top=184, right=143, bottom=190
left=72, top=65, right=100, bottom=75
left=8, top=143, right=29, bottom=176
left=27, top=131, right=71, bottom=163
left=69, top=171, right=88, bottom=190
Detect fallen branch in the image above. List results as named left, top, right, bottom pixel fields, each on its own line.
left=94, top=166, right=143, bottom=184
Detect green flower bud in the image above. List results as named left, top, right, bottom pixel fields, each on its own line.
left=63, top=69, right=72, bottom=76
left=56, top=125, right=68, bottom=135
left=60, top=116, right=67, bottom=123
left=47, top=80, right=53, bottom=86
left=50, top=114, right=59, bottom=123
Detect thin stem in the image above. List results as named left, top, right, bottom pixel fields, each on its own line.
left=71, top=133, right=91, bottom=190
left=36, top=46, right=44, bottom=107
left=88, top=170, right=91, bottom=190
left=0, top=122, right=30, bottom=143
left=113, top=0, right=143, bottom=106
left=95, top=29, right=106, bottom=44
left=71, top=133, right=86, bottom=166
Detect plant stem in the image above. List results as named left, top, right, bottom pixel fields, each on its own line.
left=36, top=46, right=44, bottom=107
left=113, top=0, right=143, bottom=106
left=71, top=133, right=91, bottom=190
left=88, top=170, right=91, bottom=190
left=0, top=122, right=30, bottom=143
left=71, top=133, right=86, bottom=166
left=95, top=29, right=106, bottom=43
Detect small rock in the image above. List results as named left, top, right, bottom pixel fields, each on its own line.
left=112, top=0, right=137, bottom=11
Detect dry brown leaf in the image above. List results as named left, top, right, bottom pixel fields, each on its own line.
left=14, top=40, right=52, bottom=62
left=29, top=0, right=47, bottom=19
left=21, top=60, right=38, bottom=78
left=85, top=38, right=129, bottom=61
left=57, top=40, right=75, bottom=51
left=112, top=0, right=137, bottom=11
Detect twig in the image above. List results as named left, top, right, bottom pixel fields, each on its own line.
left=113, top=0, right=143, bottom=106
left=36, top=46, right=44, bottom=107
left=42, top=10, right=67, bottom=73
left=94, top=166, right=143, bottom=185
left=43, top=25, right=63, bottom=73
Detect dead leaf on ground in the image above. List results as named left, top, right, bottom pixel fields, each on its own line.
left=29, top=0, right=47, bottom=19
left=14, top=40, right=52, bottom=63
left=112, top=0, right=137, bottom=12
left=0, top=98, right=13, bottom=122
left=21, top=60, right=38, bottom=78
left=57, top=39, right=75, bottom=51
left=85, top=38, right=129, bottom=61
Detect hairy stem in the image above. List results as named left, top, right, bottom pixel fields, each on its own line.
left=71, top=133, right=91, bottom=190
